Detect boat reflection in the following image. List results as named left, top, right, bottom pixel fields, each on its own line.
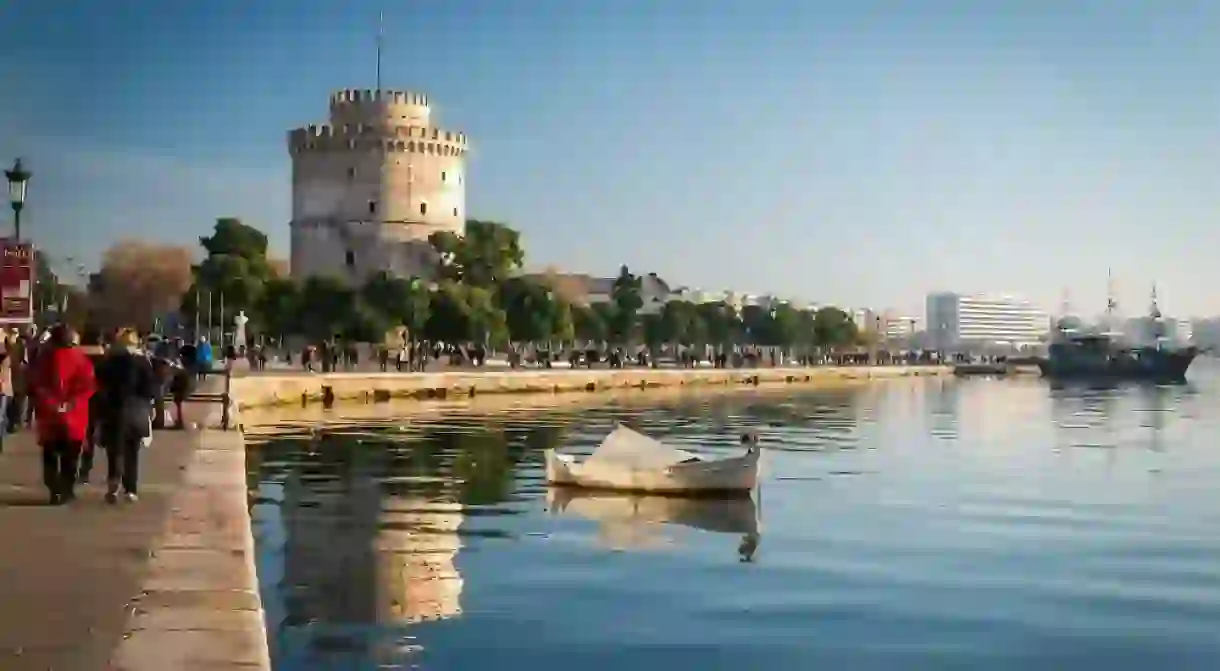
left=546, top=488, right=761, bottom=561
left=375, top=496, right=464, bottom=624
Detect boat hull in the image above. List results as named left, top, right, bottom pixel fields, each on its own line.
left=1037, top=347, right=1198, bottom=383
left=544, top=448, right=760, bottom=496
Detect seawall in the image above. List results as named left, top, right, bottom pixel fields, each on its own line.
left=230, top=365, right=952, bottom=411
left=111, top=401, right=272, bottom=669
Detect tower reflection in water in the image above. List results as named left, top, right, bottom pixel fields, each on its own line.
left=375, top=496, right=464, bottom=624
left=267, top=424, right=476, bottom=667
left=261, top=416, right=549, bottom=667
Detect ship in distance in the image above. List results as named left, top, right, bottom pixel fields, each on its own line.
left=1038, top=284, right=1197, bottom=383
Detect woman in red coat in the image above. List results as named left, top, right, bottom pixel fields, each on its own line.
left=29, top=324, right=96, bottom=505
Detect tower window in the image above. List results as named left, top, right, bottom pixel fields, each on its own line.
left=368, top=200, right=377, bottom=215
left=420, top=202, right=428, bottom=215
left=452, top=207, right=458, bottom=216
left=347, top=167, right=356, bottom=179
left=345, top=250, right=355, bottom=267
left=441, top=171, right=447, bottom=182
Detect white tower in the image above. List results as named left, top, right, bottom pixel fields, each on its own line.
left=287, top=89, right=470, bottom=281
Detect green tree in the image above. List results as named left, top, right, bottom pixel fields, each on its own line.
left=572, top=304, right=608, bottom=343
left=425, top=281, right=472, bottom=343
left=740, top=305, right=770, bottom=345
left=296, top=276, right=355, bottom=340
left=550, top=299, right=576, bottom=343
left=258, top=277, right=301, bottom=338
left=641, top=312, right=666, bottom=358
left=343, top=301, right=389, bottom=343
left=403, top=278, right=431, bottom=342
left=361, top=271, right=414, bottom=324
left=500, top=276, right=557, bottom=343
left=813, top=307, right=858, bottom=348
left=465, top=285, right=510, bottom=348
left=696, top=302, right=740, bottom=347
left=429, top=220, right=524, bottom=288
left=609, top=265, right=642, bottom=343
left=183, top=218, right=278, bottom=329
left=200, top=217, right=271, bottom=259
left=770, top=304, right=803, bottom=350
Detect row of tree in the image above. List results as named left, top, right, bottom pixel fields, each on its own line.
left=55, top=217, right=864, bottom=350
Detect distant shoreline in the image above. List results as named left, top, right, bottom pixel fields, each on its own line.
left=228, top=365, right=952, bottom=427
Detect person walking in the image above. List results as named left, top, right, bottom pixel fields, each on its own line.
left=0, top=336, right=12, bottom=452
left=28, top=324, right=96, bottom=505
left=6, top=331, right=26, bottom=433
left=96, top=328, right=159, bottom=503
left=196, top=337, right=214, bottom=382
left=76, top=340, right=109, bottom=484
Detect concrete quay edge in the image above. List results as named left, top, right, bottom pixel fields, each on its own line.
left=230, top=364, right=953, bottom=411
left=110, top=404, right=272, bottom=669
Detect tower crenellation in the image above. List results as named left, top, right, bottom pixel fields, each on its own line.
left=288, top=89, right=469, bottom=282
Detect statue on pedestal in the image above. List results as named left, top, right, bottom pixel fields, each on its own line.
left=233, top=310, right=249, bottom=350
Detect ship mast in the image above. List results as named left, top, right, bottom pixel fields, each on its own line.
left=1149, top=283, right=1166, bottom=345
left=1102, top=268, right=1123, bottom=337
left=1054, top=288, right=1078, bottom=338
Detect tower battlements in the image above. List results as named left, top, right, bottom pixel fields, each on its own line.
left=290, top=88, right=469, bottom=282
left=330, top=88, right=429, bottom=107
left=288, top=124, right=469, bottom=154
left=329, top=88, right=432, bottom=126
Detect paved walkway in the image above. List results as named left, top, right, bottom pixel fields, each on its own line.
left=0, top=404, right=213, bottom=670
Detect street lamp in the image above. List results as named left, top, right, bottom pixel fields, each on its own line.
left=5, top=158, right=31, bottom=241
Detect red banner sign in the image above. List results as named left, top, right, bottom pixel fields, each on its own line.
left=0, top=239, right=33, bottom=326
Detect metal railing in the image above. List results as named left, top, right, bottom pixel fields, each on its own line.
left=179, top=365, right=234, bottom=431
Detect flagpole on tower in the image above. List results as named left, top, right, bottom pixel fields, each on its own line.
left=376, top=9, right=384, bottom=92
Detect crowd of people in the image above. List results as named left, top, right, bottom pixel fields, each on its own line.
left=0, top=324, right=212, bottom=506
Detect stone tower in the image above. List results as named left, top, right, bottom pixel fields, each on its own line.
left=287, top=89, right=469, bottom=281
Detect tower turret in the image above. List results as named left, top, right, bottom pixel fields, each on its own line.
left=287, top=89, right=470, bottom=281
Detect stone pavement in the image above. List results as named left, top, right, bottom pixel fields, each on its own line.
left=0, top=428, right=196, bottom=670
left=0, top=379, right=264, bottom=671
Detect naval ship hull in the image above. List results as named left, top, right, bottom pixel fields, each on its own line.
left=1037, top=347, right=1197, bottom=383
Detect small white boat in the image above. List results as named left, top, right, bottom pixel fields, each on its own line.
left=544, top=424, right=760, bottom=495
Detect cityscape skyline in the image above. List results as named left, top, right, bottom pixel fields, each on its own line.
left=2, top=0, right=1219, bottom=317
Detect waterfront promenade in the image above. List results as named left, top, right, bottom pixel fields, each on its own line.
left=0, top=392, right=269, bottom=671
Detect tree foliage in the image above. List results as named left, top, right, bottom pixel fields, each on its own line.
left=157, top=216, right=865, bottom=352
left=429, top=220, right=523, bottom=288
left=89, top=240, right=194, bottom=332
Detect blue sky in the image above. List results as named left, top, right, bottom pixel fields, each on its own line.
left=1, top=0, right=1218, bottom=317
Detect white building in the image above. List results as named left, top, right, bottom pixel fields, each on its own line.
left=883, top=314, right=918, bottom=344
left=926, top=292, right=1049, bottom=352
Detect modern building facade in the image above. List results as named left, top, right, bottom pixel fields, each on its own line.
left=926, top=292, right=1049, bottom=351
left=288, top=89, right=470, bottom=281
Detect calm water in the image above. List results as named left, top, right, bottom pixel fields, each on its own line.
left=248, top=366, right=1220, bottom=670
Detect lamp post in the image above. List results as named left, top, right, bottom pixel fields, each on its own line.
left=5, top=158, right=31, bottom=241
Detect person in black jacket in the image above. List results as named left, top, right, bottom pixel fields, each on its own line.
left=75, top=343, right=108, bottom=484
left=95, top=328, right=159, bottom=503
